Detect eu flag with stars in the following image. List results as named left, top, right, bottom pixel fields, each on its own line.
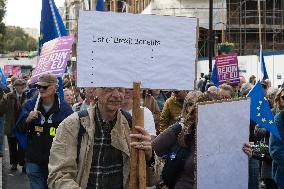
left=39, top=0, right=67, bottom=50
left=248, top=81, right=280, bottom=140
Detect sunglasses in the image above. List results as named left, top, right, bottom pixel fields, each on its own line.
left=281, top=96, right=284, bottom=100
left=36, top=85, right=49, bottom=90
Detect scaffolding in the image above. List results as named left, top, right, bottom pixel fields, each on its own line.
left=227, top=0, right=284, bottom=55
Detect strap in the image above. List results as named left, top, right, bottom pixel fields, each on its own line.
left=120, top=109, right=132, bottom=128
left=76, top=110, right=88, bottom=163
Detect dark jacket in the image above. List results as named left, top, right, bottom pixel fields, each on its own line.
left=152, top=123, right=195, bottom=189
left=269, top=111, right=284, bottom=188
left=15, top=94, right=73, bottom=166
left=0, top=90, right=27, bottom=136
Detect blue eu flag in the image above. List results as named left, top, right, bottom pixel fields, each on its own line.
left=248, top=81, right=280, bottom=140
left=211, top=63, right=219, bottom=87
left=0, top=67, right=6, bottom=90
left=39, top=0, right=67, bottom=99
left=259, top=50, right=269, bottom=80
left=39, top=0, right=67, bottom=50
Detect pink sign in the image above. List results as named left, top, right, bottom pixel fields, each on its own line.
left=30, top=36, right=74, bottom=84
left=4, top=65, right=13, bottom=77
left=215, top=53, right=240, bottom=85
left=4, top=65, right=22, bottom=78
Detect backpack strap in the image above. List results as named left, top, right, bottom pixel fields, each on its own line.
left=76, top=110, right=88, bottom=163
left=120, top=109, right=132, bottom=128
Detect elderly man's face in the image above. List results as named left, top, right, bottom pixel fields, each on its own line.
left=96, top=88, right=125, bottom=111
left=219, top=89, right=232, bottom=99
left=38, top=84, right=57, bottom=98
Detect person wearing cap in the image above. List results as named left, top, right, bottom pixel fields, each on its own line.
left=15, top=73, right=73, bottom=189
left=0, top=79, right=27, bottom=170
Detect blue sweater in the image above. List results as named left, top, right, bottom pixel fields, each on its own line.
left=13, top=94, right=73, bottom=151
left=269, top=111, right=284, bottom=188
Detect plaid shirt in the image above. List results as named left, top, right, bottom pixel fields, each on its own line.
left=86, top=109, right=123, bottom=189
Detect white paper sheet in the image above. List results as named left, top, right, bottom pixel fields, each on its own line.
left=197, top=100, right=250, bottom=189
left=77, top=11, right=196, bottom=90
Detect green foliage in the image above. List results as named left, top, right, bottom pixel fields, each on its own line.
left=0, top=0, right=6, bottom=53
left=217, top=42, right=235, bottom=53
left=3, top=26, right=37, bottom=52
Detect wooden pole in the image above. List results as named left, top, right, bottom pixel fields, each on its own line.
left=114, top=0, right=117, bottom=12
left=257, top=0, right=262, bottom=80
left=138, top=107, right=146, bottom=189
left=221, top=3, right=225, bottom=43
left=130, top=82, right=141, bottom=189
left=258, top=0, right=262, bottom=50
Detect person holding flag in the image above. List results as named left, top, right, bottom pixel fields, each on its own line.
left=15, top=73, right=73, bottom=189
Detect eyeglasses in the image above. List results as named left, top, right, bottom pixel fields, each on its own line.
left=36, top=85, right=49, bottom=90
left=281, top=96, right=284, bottom=100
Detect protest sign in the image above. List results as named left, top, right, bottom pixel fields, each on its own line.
left=77, top=11, right=197, bottom=90
left=4, top=65, right=22, bottom=78
left=196, top=99, right=249, bottom=189
left=30, top=36, right=74, bottom=84
left=215, top=53, right=240, bottom=85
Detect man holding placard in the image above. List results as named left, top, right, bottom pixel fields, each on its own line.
left=48, top=87, right=155, bottom=189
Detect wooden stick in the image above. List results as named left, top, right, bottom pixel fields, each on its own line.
left=130, top=82, right=141, bottom=189
left=138, top=107, right=146, bottom=189
left=221, top=4, right=225, bottom=43
left=258, top=0, right=263, bottom=50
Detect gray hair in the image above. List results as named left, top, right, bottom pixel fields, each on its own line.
left=267, top=87, right=278, bottom=100
left=240, top=82, right=253, bottom=96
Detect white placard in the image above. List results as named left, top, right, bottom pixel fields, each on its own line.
left=197, top=100, right=250, bottom=189
left=77, top=11, right=196, bottom=90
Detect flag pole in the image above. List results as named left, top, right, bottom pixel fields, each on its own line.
left=257, top=0, right=262, bottom=80
left=258, top=0, right=262, bottom=51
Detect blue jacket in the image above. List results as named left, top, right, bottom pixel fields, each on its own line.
left=13, top=94, right=73, bottom=150
left=269, top=111, right=284, bottom=188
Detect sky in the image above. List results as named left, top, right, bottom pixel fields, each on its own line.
left=4, top=0, right=64, bottom=32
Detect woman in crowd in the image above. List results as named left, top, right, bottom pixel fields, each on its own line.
left=152, top=91, right=205, bottom=189
left=63, top=88, right=75, bottom=107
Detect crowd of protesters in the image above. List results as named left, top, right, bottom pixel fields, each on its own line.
left=0, top=71, right=283, bottom=189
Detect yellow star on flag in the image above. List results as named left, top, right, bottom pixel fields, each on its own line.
left=259, top=101, right=262, bottom=105
left=262, top=118, right=266, bottom=123
left=269, top=120, right=273, bottom=124
left=264, top=97, right=267, bottom=101
left=257, top=106, right=261, bottom=111
left=39, top=34, right=44, bottom=40
left=257, top=113, right=261, bottom=117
